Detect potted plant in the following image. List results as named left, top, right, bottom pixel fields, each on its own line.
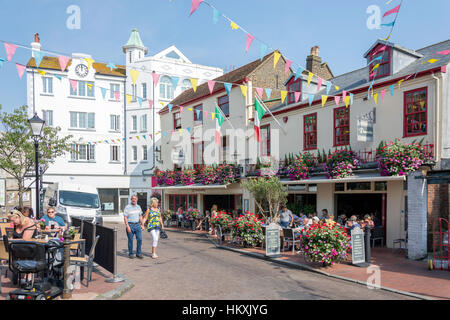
left=287, top=152, right=316, bottom=181
left=210, top=211, right=233, bottom=240
left=68, top=227, right=77, bottom=240
left=325, top=149, right=361, bottom=179
left=230, top=212, right=264, bottom=247
left=39, top=219, right=46, bottom=230
left=216, top=163, right=236, bottom=185
left=180, top=169, right=196, bottom=186
left=162, top=209, right=173, bottom=227
left=200, top=165, right=217, bottom=185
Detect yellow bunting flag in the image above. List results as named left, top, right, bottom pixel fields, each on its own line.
left=371, top=64, right=380, bottom=72
left=188, top=108, right=193, bottom=112
left=428, top=59, right=439, bottom=64
left=212, top=113, right=215, bottom=121
left=136, top=136, right=140, bottom=140
left=190, top=78, right=198, bottom=92
left=374, top=93, right=378, bottom=104
left=321, top=95, right=328, bottom=107
left=280, top=90, right=287, bottom=103
left=344, top=96, right=350, bottom=108
left=335, top=85, right=340, bottom=91
left=85, top=58, right=95, bottom=69
left=130, top=69, right=139, bottom=85
left=230, top=21, right=239, bottom=30
left=273, top=51, right=281, bottom=69
left=87, top=83, right=93, bottom=89
left=37, top=69, right=46, bottom=76
left=240, top=85, right=248, bottom=98
left=126, top=94, right=132, bottom=104
left=398, top=79, right=404, bottom=88
left=179, top=129, right=183, bottom=134
left=307, top=72, right=313, bottom=85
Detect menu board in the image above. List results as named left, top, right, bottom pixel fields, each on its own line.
left=266, top=223, right=281, bottom=257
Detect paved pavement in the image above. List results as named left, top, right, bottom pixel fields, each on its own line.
left=111, top=224, right=413, bottom=300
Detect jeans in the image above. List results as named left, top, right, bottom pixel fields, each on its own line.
left=280, top=221, right=290, bottom=228
left=126, top=223, right=142, bottom=256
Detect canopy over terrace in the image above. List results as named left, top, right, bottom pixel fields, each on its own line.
left=279, top=173, right=406, bottom=185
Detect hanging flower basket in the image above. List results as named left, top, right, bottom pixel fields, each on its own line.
left=180, top=169, right=196, bottom=186
left=325, top=149, right=361, bottom=179
left=287, top=152, right=316, bottom=181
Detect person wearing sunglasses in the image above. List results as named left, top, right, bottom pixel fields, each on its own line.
left=42, top=207, right=67, bottom=232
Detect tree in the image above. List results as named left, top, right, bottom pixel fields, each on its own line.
left=0, top=105, right=73, bottom=207
left=241, top=176, right=288, bottom=222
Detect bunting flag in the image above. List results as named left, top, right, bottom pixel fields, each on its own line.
left=381, top=89, right=386, bottom=101
left=37, top=70, right=46, bottom=76
left=294, top=66, right=304, bottom=81
left=321, top=95, right=328, bottom=107
left=264, top=88, right=272, bottom=100
left=371, top=64, right=380, bottom=72
left=255, top=87, right=264, bottom=98
left=342, top=90, right=347, bottom=101
left=280, top=90, right=287, bottom=103
left=372, top=45, right=387, bottom=56
left=211, top=113, right=215, bottom=121
left=398, top=79, right=404, bottom=88
left=254, top=97, right=266, bottom=143
left=383, top=4, right=401, bottom=18
left=152, top=73, right=161, bottom=86
left=436, top=50, right=450, bottom=55
left=190, top=0, right=203, bottom=16
left=187, top=127, right=191, bottom=134
left=57, top=56, right=70, bottom=72
left=149, top=100, right=153, bottom=109
left=213, top=8, right=220, bottom=24
left=224, top=82, right=232, bottom=95
left=126, top=94, right=132, bottom=105
left=70, top=79, right=78, bottom=92
left=326, top=82, right=332, bottom=95
left=114, top=91, right=120, bottom=101
left=381, top=20, right=396, bottom=27
left=0, top=58, right=4, bottom=69
left=230, top=21, right=239, bottom=30
left=137, top=97, right=143, bottom=108
left=240, top=85, right=248, bottom=98
left=390, top=84, right=394, bottom=96
left=188, top=108, right=193, bottom=112
left=294, top=91, right=301, bottom=103
left=215, top=105, right=224, bottom=145
left=101, top=87, right=107, bottom=99
left=54, top=74, right=62, bottom=81
left=180, top=106, right=184, bottom=114
left=245, top=33, right=254, bottom=53
left=350, top=93, right=354, bottom=106
left=334, top=96, right=341, bottom=107
left=16, top=64, right=26, bottom=79
left=204, top=111, right=208, bottom=118
left=207, top=80, right=215, bottom=94
left=130, top=69, right=139, bottom=85
left=106, top=62, right=116, bottom=71
left=33, top=50, right=44, bottom=68
left=317, top=78, right=323, bottom=92
left=335, top=85, right=340, bottom=91
left=368, top=56, right=383, bottom=66
left=374, top=93, right=378, bottom=105
left=4, top=42, right=17, bottom=61
left=85, top=58, right=95, bottom=69
left=308, top=94, right=314, bottom=106
left=344, top=96, right=351, bottom=108
left=86, top=83, right=93, bottom=90
left=190, top=78, right=198, bottom=92
left=273, top=51, right=281, bottom=69
left=162, top=132, right=167, bottom=138
left=427, top=59, right=439, bottom=64
left=171, top=76, right=180, bottom=90
left=307, top=72, right=313, bottom=85
left=260, top=43, right=268, bottom=61
left=168, top=104, right=173, bottom=113
left=285, top=59, right=292, bottom=75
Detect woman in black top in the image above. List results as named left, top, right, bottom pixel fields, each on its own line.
left=8, top=210, right=38, bottom=240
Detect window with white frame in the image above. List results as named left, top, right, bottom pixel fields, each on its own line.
left=71, top=144, right=95, bottom=161
left=69, top=112, right=95, bottom=130
left=110, top=83, right=120, bottom=99
left=141, top=114, right=147, bottom=132
left=110, top=145, right=120, bottom=162
left=70, top=81, right=94, bottom=97
left=160, top=76, right=174, bottom=100
left=110, top=115, right=120, bottom=131
left=42, top=77, right=53, bottom=94
left=42, top=110, right=53, bottom=126
left=132, top=146, right=138, bottom=162
left=142, top=83, right=147, bottom=100
left=131, top=115, right=137, bottom=132
left=142, top=146, right=148, bottom=161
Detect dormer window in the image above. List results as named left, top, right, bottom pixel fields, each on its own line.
left=369, top=44, right=391, bottom=80
left=286, top=78, right=301, bottom=105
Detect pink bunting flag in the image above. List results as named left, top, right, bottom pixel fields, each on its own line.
left=285, top=59, right=292, bottom=75
left=372, top=45, right=387, bottom=56
left=16, top=64, right=26, bottom=79
left=342, top=90, right=347, bottom=101
left=381, top=89, right=386, bottom=101
left=180, top=106, right=184, bottom=113
left=58, top=56, right=70, bottom=72
left=69, top=79, right=78, bottom=92
left=114, top=91, right=120, bottom=101
left=4, top=42, right=17, bottom=61
left=148, top=100, right=153, bottom=109
left=294, top=92, right=301, bottom=103
left=317, top=78, right=323, bottom=91
left=204, top=111, right=208, bottom=118
left=207, top=80, right=215, bottom=94
left=189, top=0, right=203, bottom=16
left=255, top=87, right=264, bottom=98
left=245, top=33, right=255, bottom=53
left=436, top=50, right=450, bottom=56
left=383, top=4, right=401, bottom=18
left=150, top=134, right=153, bottom=140
left=334, top=96, right=341, bottom=107
left=152, top=73, right=161, bottom=86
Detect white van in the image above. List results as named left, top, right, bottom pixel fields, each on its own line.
left=43, top=182, right=103, bottom=226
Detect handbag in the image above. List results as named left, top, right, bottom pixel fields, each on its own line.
left=160, top=230, right=168, bottom=239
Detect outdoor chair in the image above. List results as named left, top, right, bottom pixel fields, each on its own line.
left=0, top=235, right=10, bottom=293
left=69, top=233, right=84, bottom=257
left=371, top=226, right=384, bottom=248
left=282, top=228, right=301, bottom=253
left=69, top=235, right=99, bottom=287
left=392, top=232, right=408, bottom=253
left=170, top=214, right=178, bottom=227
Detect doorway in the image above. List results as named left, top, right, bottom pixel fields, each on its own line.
left=336, top=194, right=384, bottom=227
left=137, top=192, right=147, bottom=211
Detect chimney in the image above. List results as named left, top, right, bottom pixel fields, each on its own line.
left=31, top=33, right=41, bottom=57
left=306, top=46, right=322, bottom=74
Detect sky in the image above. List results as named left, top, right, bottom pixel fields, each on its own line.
left=0, top=0, right=449, bottom=114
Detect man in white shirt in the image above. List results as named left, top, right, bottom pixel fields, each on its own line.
left=123, top=195, right=145, bottom=259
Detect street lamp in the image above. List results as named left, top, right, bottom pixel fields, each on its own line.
left=28, top=113, right=45, bottom=219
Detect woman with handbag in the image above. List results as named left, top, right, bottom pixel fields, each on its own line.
left=144, top=198, right=165, bottom=259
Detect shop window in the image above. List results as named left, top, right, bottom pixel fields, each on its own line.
left=304, top=113, right=317, bottom=150
left=335, top=183, right=345, bottom=192
left=308, top=184, right=317, bottom=192
left=347, top=182, right=371, bottom=191
left=375, top=182, right=387, bottom=191
left=168, top=194, right=198, bottom=212
left=334, top=107, right=350, bottom=147
left=404, top=87, right=427, bottom=137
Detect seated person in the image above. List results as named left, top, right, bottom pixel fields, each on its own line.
left=42, top=207, right=67, bottom=232
left=350, top=215, right=361, bottom=229
left=8, top=210, right=38, bottom=240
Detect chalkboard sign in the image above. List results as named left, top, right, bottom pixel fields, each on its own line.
left=351, top=228, right=366, bottom=265
left=265, top=223, right=281, bottom=258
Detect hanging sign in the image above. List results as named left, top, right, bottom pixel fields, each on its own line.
left=357, top=119, right=374, bottom=142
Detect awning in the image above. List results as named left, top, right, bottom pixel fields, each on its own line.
left=153, top=183, right=231, bottom=190
left=280, top=173, right=406, bottom=185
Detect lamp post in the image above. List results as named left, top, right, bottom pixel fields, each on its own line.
left=28, top=113, right=45, bottom=219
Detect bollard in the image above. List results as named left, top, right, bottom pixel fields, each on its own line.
left=62, top=229, right=72, bottom=299
left=364, top=225, right=372, bottom=265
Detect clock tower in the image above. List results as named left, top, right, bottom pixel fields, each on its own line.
left=122, top=28, right=148, bottom=65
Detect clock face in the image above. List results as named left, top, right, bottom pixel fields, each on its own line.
left=75, top=64, right=89, bottom=77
